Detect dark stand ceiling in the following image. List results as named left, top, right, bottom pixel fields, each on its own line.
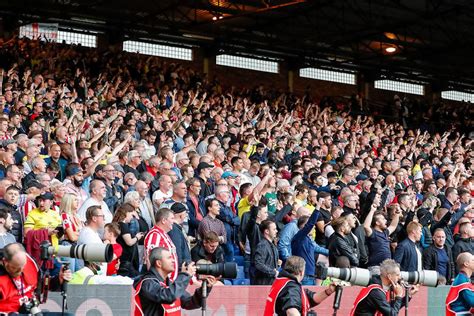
left=2, top=0, right=474, bottom=90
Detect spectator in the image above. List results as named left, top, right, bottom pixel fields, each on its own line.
left=452, top=221, right=474, bottom=271
left=143, top=208, right=178, bottom=281
left=0, top=208, right=15, bottom=249
left=328, top=217, right=360, bottom=268
left=167, top=203, right=191, bottom=267
left=152, top=175, right=172, bottom=208
left=78, top=205, right=105, bottom=246
left=102, top=164, right=123, bottom=214
left=215, top=185, right=240, bottom=262
left=78, top=179, right=113, bottom=223
left=135, top=180, right=154, bottom=228
left=394, top=222, right=423, bottom=272
left=191, top=231, right=225, bottom=264
left=291, top=207, right=323, bottom=285
left=60, top=193, right=82, bottom=271
left=198, top=199, right=226, bottom=243
left=186, top=177, right=206, bottom=238
left=104, top=222, right=123, bottom=276
left=0, top=185, right=22, bottom=242
left=252, top=220, right=279, bottom=285
left=277, top=206, right=310, bottom=262
left=113, top=202, right=144, bottom=277
left=422, top=228, right=455, bottom=284
left=363, top=194, right=399, bottom=274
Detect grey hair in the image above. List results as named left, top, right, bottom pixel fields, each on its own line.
left=149, top=247, right=168, bottom=267
left=380, top=259, right=400, bottom=277
left=30, top=157, right=44, bottom=170
left=124, top=191, right=140, bottom=204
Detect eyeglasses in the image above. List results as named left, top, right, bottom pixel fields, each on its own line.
left=93, top=214, right=105, bottom=218
left=103, top=169, right=115, bottom=172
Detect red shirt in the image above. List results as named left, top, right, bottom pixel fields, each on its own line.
left=107, top=243, right=123, bottom=276
left=144, top=226, right=178, bottom=281
left=0, top=254, right=39, bottom=313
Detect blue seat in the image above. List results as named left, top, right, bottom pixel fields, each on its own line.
left=233, top=244, right=241, bottom=256
left=223, top=279, right=233, bottom=285
left=234, top=255, right=244, bottom=266
left=236, top=266, right=245, bottom=279
left=232, top=278, right=250, bottom=285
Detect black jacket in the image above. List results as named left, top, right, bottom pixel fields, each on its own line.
left=134, top=267, right=207, bottom=316
left=253, top=238, right=279, bottom=285
left=271, top=270, right=319, bottom=316
left=246, top=206, right=262, bottom=261
left=190, top=241, right=225, bottom=264
left=422, top=244, right=455, bottom=283
left=328, top=232, right=359, bottom=267
left=0, top=199, right=23, bottom=243
left=452, top=237, right=474, bottom=273
left=393, top=238, right=421, bottom=272
left=168, top=223, right=191, bottom=267
left=353, top=275, right=406, bottom=316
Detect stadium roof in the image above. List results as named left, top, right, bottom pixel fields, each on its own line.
left=2, top=0, right=474, bottom=90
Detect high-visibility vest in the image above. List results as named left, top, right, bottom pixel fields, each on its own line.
left=445, top=282, right=474, bottom=316
left=134, top=278, right=182, bottom=316
left=350, top=284, right=390, bottom=316
left=263, top=277, right=309, bottom=316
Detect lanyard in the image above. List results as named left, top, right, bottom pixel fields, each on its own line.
left=8, top=273, right=25, bottom=297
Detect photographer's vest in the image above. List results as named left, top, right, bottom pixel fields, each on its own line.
left=445, top=282, right=474, bottom=316
left=350, top=284, right=390, bottom=316
left=263, top=277, right=309, bottom=316
left=134, top=278, right=181, bottom=316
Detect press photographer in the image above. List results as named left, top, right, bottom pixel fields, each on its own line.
left=0, top=243, right=72, bottom=314
left=263, top=256, right=336, bottom=316
left=350, top=259, right=419, bottom=316
left=134, top=247, right=219, bottom=316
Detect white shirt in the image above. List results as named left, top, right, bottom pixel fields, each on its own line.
left=77, top=226, right=103, bottom=245
left=77, top=197, right=113, bottom=224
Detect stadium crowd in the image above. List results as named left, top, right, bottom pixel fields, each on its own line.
left=0, top=36, right=473, bottom=294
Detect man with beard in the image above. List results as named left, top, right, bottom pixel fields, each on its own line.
left=64, top=163, right=88, bottom=209
left=364, top=194, right=400, bottom=274
left=0, top=208, right=15, bottom=248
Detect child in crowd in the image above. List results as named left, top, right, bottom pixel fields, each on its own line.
left=104, top=223, right=122, bottom=276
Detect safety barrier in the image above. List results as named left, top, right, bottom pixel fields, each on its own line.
left=40, top=284, right=450, bottom=315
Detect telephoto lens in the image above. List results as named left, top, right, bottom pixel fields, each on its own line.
left=400, top=270, right=439, bottom=287
left=196, top=262, right=237, bottom=278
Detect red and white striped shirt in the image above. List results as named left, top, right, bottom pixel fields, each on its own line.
left=144, top=225, right=178, bottom=281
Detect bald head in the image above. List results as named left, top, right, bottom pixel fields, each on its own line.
left=2, top=243, right=28, bottom=277
left=296, top=206, right=310, bottom=218
left=456, top=252, right=474, bottom=272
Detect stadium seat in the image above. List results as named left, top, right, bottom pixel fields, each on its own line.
left=236, top=266, right=245, bottom=279
left=223, top=279, right=233, bottom=286
left=234, top=255, right=245, bottom=266
left=232, top=278, right=250, bottom=285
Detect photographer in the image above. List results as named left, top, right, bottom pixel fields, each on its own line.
left=264, top=256, right=336, bottom=316
left=134, top=246, right=216, bottom=316
left=0, top=243, right=71, bottom=314
left=350, top=259, right=419, bottom=316
left=445, top=252, right=474, bottom=315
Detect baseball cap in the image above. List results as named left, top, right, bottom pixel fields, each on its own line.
left=170, top=203, right=187, bottom=214
left=36, top=192, right=54, bottom=201
left=197, top=162, right=214, bottom=172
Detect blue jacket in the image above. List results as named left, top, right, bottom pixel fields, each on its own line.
left=217, top=201, right=240, bottom=244
left=278, top=220, right=298, bottom=260
left=449, top=272, right=474, bottom=313
left=393, top=238, right=421, bottom=272
left=291, top=209, right=320, bottom=277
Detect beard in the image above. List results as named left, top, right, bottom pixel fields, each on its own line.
left=73, top=178, right=84, bottom=187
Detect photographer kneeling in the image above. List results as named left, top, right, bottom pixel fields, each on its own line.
left=0, top=243, right=71, bottom=314
left=264, top=256, right=336, bottom=316
left=350, top=259, right=419, bottom=316
left=134, top=247, right=216, bottom=316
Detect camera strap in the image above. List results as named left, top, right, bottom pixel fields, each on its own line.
left=8, top=273, right=25, bottom=298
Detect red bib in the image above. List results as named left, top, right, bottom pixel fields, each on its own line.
left=263, top=277, right=309, bottom=316
left=134, top=278, right=182, bottom=316
left=445, top=282, right=474, bottom=316
left=350, top=284, right=390, bottom=316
